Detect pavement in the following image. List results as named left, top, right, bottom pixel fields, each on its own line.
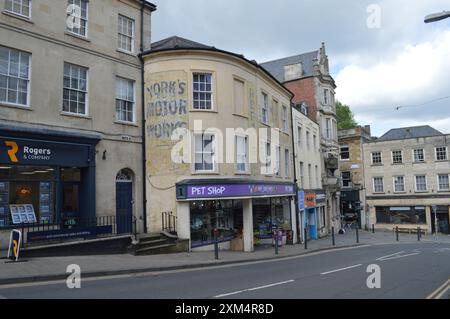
left=0, top=229, right=449, bottom=286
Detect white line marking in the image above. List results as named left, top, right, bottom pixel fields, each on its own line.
left=426, top=279, right=450, bottom=299
left=376, top=251, right=404, bottom=261
left=214, top=279, right=294, bottom=298
left=320, top=264, right=363, bottom=275
left=378, top=252, right=420, bottom=261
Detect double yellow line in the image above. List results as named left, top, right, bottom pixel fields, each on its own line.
left=427, top=279, right=450, bottom=299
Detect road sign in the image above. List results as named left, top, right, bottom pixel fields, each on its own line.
left=7, top=229, right=22, bottom=262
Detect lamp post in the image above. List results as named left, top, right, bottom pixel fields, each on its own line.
left=424, top=11, right=450, bottom=23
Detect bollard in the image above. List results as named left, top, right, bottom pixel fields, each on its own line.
left=356, top=226, right=359, bottom=243
left=395, top=226, right=399, bottom=241
left=304, top=228, right=308, bottom=250
left=274, top=231, right=279, bottom=255
left=372, top=224, right=375, bottom=233
left=332, top=226, right=335, bottom=246
left=214, top=233, right=219, bottom=260
left=417, top=227, right=421, bottom=241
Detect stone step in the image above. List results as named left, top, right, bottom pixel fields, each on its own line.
left=136, top=238, right=167, bottom=246
left=134, top=243, right=177, bottom=255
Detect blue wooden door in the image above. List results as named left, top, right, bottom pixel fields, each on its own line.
left=116, top=182, right=132, bottom=234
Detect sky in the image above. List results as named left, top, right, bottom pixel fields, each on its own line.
left=151, top=0, right=450, bottom=137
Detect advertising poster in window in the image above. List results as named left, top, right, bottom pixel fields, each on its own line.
left=39, top=181, right=53, bottom=223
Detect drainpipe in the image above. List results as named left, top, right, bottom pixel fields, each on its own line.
left=139, top=1, right=147, bottom=234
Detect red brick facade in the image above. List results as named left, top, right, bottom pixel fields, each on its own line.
left=284, top=77, right=318, bottom=123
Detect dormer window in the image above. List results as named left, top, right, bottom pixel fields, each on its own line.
left=284, top=63, right=302, bottom=82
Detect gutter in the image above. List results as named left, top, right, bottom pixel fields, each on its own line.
left=290, top=102, right=300, bottom=244
left=139, top=1, right=147, bottom=233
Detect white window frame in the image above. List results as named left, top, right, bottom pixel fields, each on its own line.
left=297, top=126, right=302, bottom=149
left=275, top=146, right=281, bottom=176
left=308, top=164, right=312, bottom=189
left=435, top=146, right=448, bottom=161
left=412, top=148, right=425, bottom=163
left=261, top=91, right=269, bottom=124
left=0, top=46, right=31, bottom=107
left=66, top=0, right=89, bottom=38
left=299, top=162, right=304, bottom=189
left=62, top=62, right=88, bottom=116
left=4, top=0, right=31, bottom=18
left=393, top=176, right=405, bottom=193
left=437, top=174, right=450, bottom=191
left=235, top=135, right=248, bottom=173
left=391, top=150, right=403, bottom=164
left=194, top=133, right=216, bottom=172
left=306, top=130, right=310, bottom=150
left=341, top=171, right=351, bottom=188
left=284, top=148, right=290, bottom=178
left=315, top=165, right=319, bottom=187
left=193, top=73, right=213, bottom=110
left=325, top=118, right=331, bottom=139
left=118, top=15, right=135, bottom=53
left=115, top=76, right=135, bottom=123
left=414, top=175, right=427, bottom=192
left=371, top=151, right=382, bottom=165
left=323, top=88, right=329, bottom=105
left=373, top=177, right=384, bottom=193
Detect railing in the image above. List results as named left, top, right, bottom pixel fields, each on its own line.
left=162, top=211, right=177, bottom=234
left=5, top=215, right=137, bottom=247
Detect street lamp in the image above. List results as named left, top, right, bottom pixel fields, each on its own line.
left=424, top=11, right=450, bottom=23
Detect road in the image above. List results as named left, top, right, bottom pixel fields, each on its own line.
left=0, top=242, right=448, bottom=299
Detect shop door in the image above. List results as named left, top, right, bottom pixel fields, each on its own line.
left=432, top=206, right=450, bottom=234
left=116, top=169, right=133, bottom=234
left=62, top=182, right=81, bottom=223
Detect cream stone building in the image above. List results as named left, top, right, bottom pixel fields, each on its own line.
left=292, top=104, right=326, bottom=240
left=0, top=0, right=156, bottom=248
left=142, top=36, right=296, bottom=252
left=363, top=126, right=450, bottom=234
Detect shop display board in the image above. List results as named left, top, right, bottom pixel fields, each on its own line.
left=39, top=181, right=53, bottom=223
left=0, top=182, right=10, bottom=227
left=9, top=204, right=37, bottom=224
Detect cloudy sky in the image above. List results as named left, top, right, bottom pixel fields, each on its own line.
left=151, top=0, right=450, bottom=136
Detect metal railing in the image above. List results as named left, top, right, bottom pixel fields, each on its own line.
left=162, top=211, right=177, bottom=234
left=8, top=215, right=137, bottom=247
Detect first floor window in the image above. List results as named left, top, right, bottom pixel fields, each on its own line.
left=392, top=150, right=403, bottom=164
left=63, top=62, right=88, bottom=115
left=236, top=136, right=248, bottom=173
left=118, top=15, right=135, bottom=53
left=193, top=73, right=212, bottom=110
left=281, top=105, right=288, bottom=132
left=415, top=175, right=427, bottom=192
left=438, top=174, right=450, bottom=191
left=284, top=149, right=290, bottom=177
left=195, top=133, right=215, bottom=171
left=373, top=177, right=384, bottom=193
left=261, top=92, right=269, bottom=124
left=0, top=46, right=30, bottom=106
left=115, top=77, right=134, bottom=122
left=340, top=145, right=349, bottom=160
left=394, top=176, right=405, bottom=192
left=413, top=149, right=425, bottom=162
left=341, top=171, right=351, bottom=188
left=5, top=0, right=31, bottom=17
left=372, top=152, right=382, bottom=164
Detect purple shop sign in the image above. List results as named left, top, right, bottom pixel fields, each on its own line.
left=187, top=184, right=295, bottom=199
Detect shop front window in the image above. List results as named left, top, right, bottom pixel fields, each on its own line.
left=375, top=206, right=426, bottom=224
left=253, top=197, right=291, bottom=245
left=0, top=165, right=56, bottom=227
left=190, top=200, right=242, bottom=248
left=61, top=167, right=81, bottom=223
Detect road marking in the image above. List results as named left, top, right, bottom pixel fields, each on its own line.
left=426, top=279, right=450, bottom=299
left=214, top=280, right=295, bottom=298
left=378, top=252, right=420, bottom=261
left=320, top=264, right=362, bottom=275
left=376, top=251, right=404, bottom=261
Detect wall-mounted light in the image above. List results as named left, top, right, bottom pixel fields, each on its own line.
left=102, top=150, right=107, bottom=160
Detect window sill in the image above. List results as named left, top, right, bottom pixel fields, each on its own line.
left=116, top=49, right=137, bottom=57
left=114, top=120, right=138, bottom=127
left=0, top=102, right=33, bottom=111
left=189, top=109, right=218, bottom=114
left=232, top=113, right=249, bottom=119
left=437, top=190, right=450, bottom=193
left=260, top=121, right=270, bottom=128
left=414, top=191, right=429, bottom=194
left=191, top=171, right=220, bottom=175
left=412, top=161, right=426, bottom=164
left=64, top=31, right=91, bottom=43
left=373, top=192, right=385, bottom=194
left=60, top=112, right=92, bottom=120
left=340, top=158, right=350, bottom=161
left=435, top=159, right=449, bottom=163
left=235, top=171, right=251, bottom=176
left=393, top=191, right=407, bottom=194
left=371, top=164, right=383, bottom=167
left=2, top=10, right=33, bottom=23
left=392, top=162, right=404, bottom=165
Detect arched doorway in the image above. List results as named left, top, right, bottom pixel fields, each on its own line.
left=116, top=169, right=133, bottom=234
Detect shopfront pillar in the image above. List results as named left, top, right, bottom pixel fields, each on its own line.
left=290, top=197, right=297, bottom=243
left=425, top=206, right=432, bottom=234
left=243, top=199, right=254, bottom=252
left=176, top=201, right=190, bottom=244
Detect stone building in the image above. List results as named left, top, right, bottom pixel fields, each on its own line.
left=292, top=103, right=325, bottom=240
left=0, top=0, right=156, bottom=248
left=338, top=125, right=373, bottom=229
left=363, top=126, right=450, bottom=234
left=261, top=43, right=340, bottom=235
left=141, top=36, right=296, bottom=252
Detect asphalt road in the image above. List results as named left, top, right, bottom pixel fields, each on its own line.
left=0, top=242, right=448, bottom=299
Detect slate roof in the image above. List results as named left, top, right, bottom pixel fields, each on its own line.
left=260, top=50, right=319, bottom=83
left=377, top=125, right=443, bottom=141
left=151, top=36, right=214, bottom=51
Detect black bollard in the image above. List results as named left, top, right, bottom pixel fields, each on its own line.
left=214, top=236, right=219, bottom=260
left=395, top=226, right=399, bottom=241
left=275, top=231, right=279, bottom=255
left=356, top=226, right=359, bottom=243
left=417, top=227, right=421, bottom=241
left=332, top=226, right=335, bottom=246
left=304, top=228, right=308, bottom=250
left=372, top=224, right=375, bottom=233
